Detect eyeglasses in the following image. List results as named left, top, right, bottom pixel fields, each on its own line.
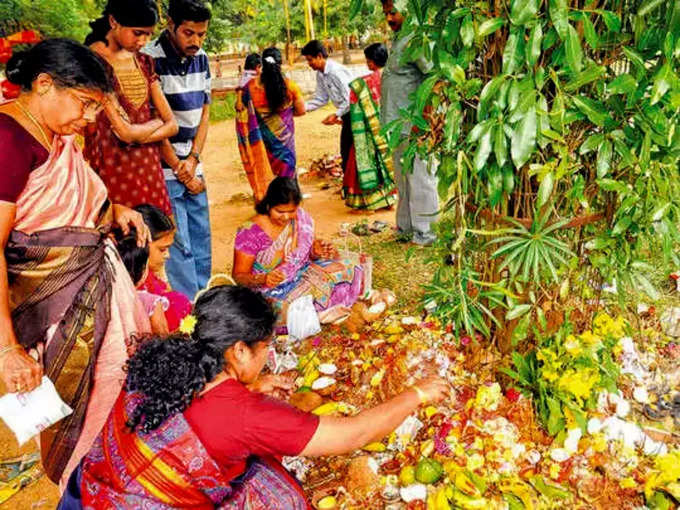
left=68, top=90, right=104, bottom=117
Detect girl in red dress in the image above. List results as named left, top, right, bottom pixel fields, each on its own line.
left=84, top=0, right=178, bottom=216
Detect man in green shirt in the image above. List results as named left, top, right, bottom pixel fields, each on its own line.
left=380, top=0, right=439, bottom=246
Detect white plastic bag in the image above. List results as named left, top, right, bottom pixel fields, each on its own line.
left=0, top=376, right=73, bottom=445
left=287, top=294, right=321, bottom=341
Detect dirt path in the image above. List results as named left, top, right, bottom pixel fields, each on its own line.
left=0, top=107, right=398, bottom=509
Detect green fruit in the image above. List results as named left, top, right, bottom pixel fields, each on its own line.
left=399, top=465, right=416, bottom=486
left=415, top=458, right=444, bottom=484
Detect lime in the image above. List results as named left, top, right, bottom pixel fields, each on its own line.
left=415, top=458, right=444, bottom=484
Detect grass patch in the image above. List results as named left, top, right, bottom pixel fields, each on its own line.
left=210, top=92, right=237, bottom=123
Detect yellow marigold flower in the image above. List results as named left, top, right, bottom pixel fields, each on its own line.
left=549, top=462, right=561, bottom=480
left=179, top=314, right=197, bottom=336
left=579, top=330, right=602, bottom=345
left=619, top=477, right=637, bottom=489
left=557, top=368, right=599, bottom=403
left=542, top=370, right=560, bottom=382
left=591, top=433, right=608, bottom=452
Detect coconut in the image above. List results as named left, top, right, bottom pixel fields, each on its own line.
left=368, top=301, right=386, bottom=316
left=312, top=376, right=337, bottom=396
left=289, top=391, right=323, bottom=412
left=318, top=363, right=338, bottom=375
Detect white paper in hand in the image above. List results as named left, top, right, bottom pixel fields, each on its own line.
left=0, top=376, right=72, bottom=445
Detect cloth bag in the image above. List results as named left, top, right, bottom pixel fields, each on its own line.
left=340, top=234, right=373, bottom=298
left=287, top=294, right=321, bottom=341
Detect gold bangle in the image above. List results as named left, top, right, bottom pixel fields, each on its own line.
left=411, top=385, right=428, bottom=405
left=0, top=344, right=22, bottom=359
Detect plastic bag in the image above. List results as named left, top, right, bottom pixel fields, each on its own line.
left=0, top=376, right=72, bottom=445
left=287, top=294, right=321, bottom=341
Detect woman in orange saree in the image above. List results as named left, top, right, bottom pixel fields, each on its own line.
left=0, top=39, right=151, bottom=488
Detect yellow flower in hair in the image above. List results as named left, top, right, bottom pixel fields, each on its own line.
left=179, top=314, right=197, bottom=336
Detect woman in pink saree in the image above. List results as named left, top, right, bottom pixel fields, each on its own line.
left=0, top=39, right=151, bottom=488
left=233, top=177, right=364, bottom=328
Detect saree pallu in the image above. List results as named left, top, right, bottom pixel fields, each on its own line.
left=343, top=71, right=396, bottom=210
left=236, top=81, right=296, bottom=201
left=6, top=134, right=150, bottom=486
left=65, top=392, right=308, bottom=509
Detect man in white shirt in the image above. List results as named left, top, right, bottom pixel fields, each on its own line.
left=302, top=40, right=354, bottom=173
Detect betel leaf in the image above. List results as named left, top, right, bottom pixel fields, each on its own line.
left=597, top=10, right=622, bottom=32
left=607, top=73, right=637, bottom=95
left=474, top=125, right=493, bottom=171
left=510, top=0, right=538, bottom=26
left=651, top=61, right=673, bottom=105
left=537, top=171, right=554, bottom=207
left=495, top=123, right=509, bottom=167
left=565, top=24, right=583, bottom=73
left=511, top=106, right=537, bottom=169
left=596, top=139, right=613, bottom=178
left=478, top=75, right=506, bottom=120
left=582, top=15, right=599, bottom=49
left=461, top=15, right=474, bottom=47
left=477, top=17, right=506, bottom=38
left=526, top=23, right=543, bottom=67
left=503, top=29, right=525, bottom=75
left=572, top=96, right=608, bottom=126
left=549, top=0, right=569, bottom=40
left=579, top=133, right=605, bottom=154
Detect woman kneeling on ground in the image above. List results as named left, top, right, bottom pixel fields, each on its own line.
left=233, top=177, right=365, bottom=327
left=59, top=285, right=448, bottom=508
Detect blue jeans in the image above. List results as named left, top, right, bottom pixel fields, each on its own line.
left=165, top=179, right=212, bottom=300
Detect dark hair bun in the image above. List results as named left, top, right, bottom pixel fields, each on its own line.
left=6, top=51, right=28, bottom=87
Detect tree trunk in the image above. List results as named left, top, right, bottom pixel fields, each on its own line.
left=342, top=35, right=351, bottom=65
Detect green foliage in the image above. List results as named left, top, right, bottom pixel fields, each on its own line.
left=209, top=93, right=237, bottom=122
left=349, top=0, right=680, bottom=342
left=0, top=0, right=98, bottom=41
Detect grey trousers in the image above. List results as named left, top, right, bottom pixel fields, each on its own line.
left=392, top=145, right=439, bottom=245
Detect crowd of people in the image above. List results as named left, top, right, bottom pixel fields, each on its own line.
left=0, top=0, right=447, bottom=507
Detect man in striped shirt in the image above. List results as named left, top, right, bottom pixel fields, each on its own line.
left=144, top=0, right=212, bottom=299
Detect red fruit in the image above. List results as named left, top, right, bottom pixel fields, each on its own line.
left=506, top=388, right=521, bottom=402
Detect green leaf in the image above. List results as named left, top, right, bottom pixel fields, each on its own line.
left=530, top=476, right=571, bottom=499
left=572, top=96, right=608, bottom=126
left=582, top=15, right=599, bottom=49
left=596, top=139, right=612, bottom=178
left=638, top=0, right=665, bottom=16
left=611, top=216, right=631, bottom=236
left=474, top=127, right=493, bottom=171
left=477, top=17, right=506, bottom=38
left=579, top=133, right=605, bottom=154
left=622, top=47, right=646, bottom=77
left=510, top=0, right=538, bottom=26
left=651, top=61, right=673, bottom=105
left=614, top=139, right=635, bottom=168
left=461, top=15, right=474, bottom=47
left=526, top=23, right=543, bottom=67
left=495, top=124, right=509, bottom=167
left=488, top=164, right=504, bottom=206
left=545, top=397, right=565, bottom=435
left=549, top=0, right=569, bottom=40
left=503, top=164, right=515, bottom=192
left=349, top=0, right=364, bottom=20
left=503, top=30, right=525, bottom=75
left=564, top=65, right=606, bottom=92
left=597, top=10, right=621, bottom=32
left=511, top=314, right=531, bottom=346
left=607, top=74, right=637, bottom=94
left=478, top=75, right=505, bottom=120
left=652, top=203, right=671, bottom=222
left=506, top=303, right=532, bottom=321
left=565, top=24, right=583, bottom=73
left=537, top=172, right=554, bottom=207
left=415, top=74, right=439, bottom=114
left=511, top=107, right=537, bottom=169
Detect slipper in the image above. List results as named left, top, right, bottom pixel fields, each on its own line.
left=0, top=453, right=40, bottom=484
left=370, top=221, right=389, bottom=233
left=351, top=222, right=371, bottom=236
left=0, top=463, right=44, bottom=505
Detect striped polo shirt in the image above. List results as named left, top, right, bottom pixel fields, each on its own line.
left=144, top=31, right=211, bottom=180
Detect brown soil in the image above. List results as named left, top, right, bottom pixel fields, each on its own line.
left=0, top=107, right=395, bottom=509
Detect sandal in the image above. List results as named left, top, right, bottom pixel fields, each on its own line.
left=370, top=221, right=389, bottom=233
left=351, top=222, right=371, bottom=237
